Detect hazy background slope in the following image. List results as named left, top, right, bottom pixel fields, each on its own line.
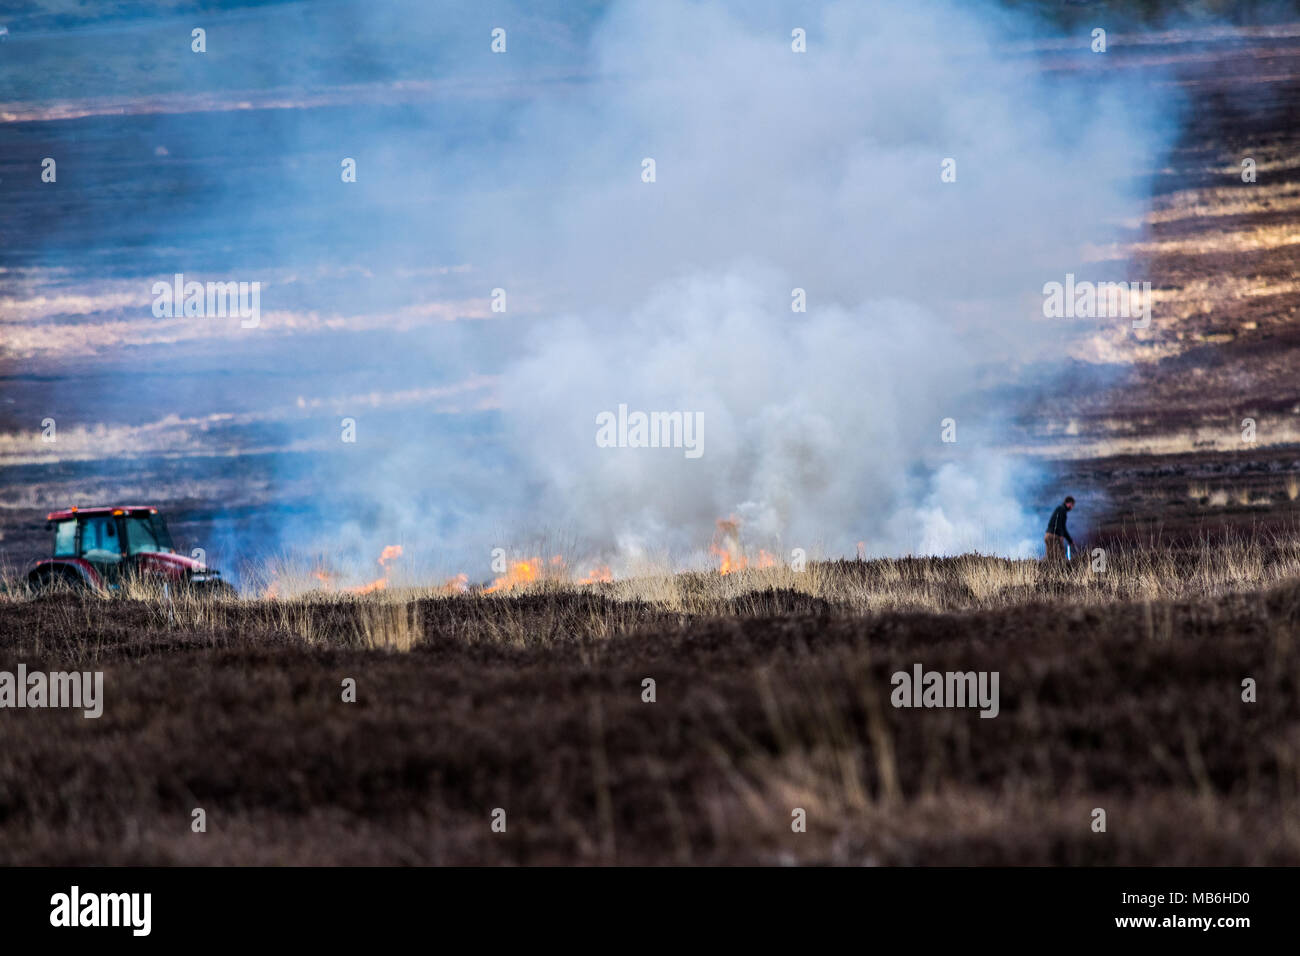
left=2, top=1, right=1297, bottom=587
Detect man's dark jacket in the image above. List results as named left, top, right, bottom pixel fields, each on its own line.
left=1046, top=505, right=1073, bottom=545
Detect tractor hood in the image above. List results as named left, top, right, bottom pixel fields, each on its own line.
left=137, top=551, right=209, bottom=574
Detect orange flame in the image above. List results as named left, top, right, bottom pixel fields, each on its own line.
left=710, top=517, right=747, bottom=575
left=266, top=547, right=611, bottom=598
left=709, top=518, right=779, bottom=575
left=345, top=544, right=404, bottom=594
left=260, top=546, right=410, bottom=598
left=484, top=554, right=588, bottom=592
left=484, top=557, right=543, bottom=593
left=577, top=565, right=613, bottom=584
left=440, top=572, right=470, bottom=593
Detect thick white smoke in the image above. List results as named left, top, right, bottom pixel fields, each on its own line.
left=455, top=0, right=1169, bottom=565
left=0, top=0, right=1174, bottom=578
left=503, top=271, right=1036, bottom=560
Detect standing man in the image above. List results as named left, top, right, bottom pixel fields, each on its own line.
left=1044, top=496, right=1075, bottom=562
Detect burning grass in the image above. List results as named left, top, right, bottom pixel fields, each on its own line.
left=6, top=530, right=1300, bottom=647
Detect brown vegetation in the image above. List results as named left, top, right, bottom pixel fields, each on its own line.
left=1, top=544, right=1296, bottom=865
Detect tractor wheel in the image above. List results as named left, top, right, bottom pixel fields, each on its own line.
left=28, top=567, right=86, bottom=596
left=191, top=579, right=237, bottom=599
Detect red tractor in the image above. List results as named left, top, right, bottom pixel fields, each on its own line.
left=27, top=505, right=234, bottom=596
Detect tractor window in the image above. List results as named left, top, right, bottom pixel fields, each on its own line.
left=80, top=516, right=122, bottom=562
left=151, top=514, right=175, bottom=552
left=53, top=520, right=76, bottom=557
left=124, top=515, right=173, bottom=555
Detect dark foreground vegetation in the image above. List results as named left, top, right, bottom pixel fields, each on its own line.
left=1, top=550, right=1296, bottom=865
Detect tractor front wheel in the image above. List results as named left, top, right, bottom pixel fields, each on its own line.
left=189, top=578, right=237, bottom=599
